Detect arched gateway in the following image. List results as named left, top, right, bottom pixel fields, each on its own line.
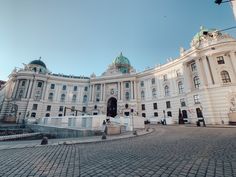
left=107, top=97, right=117, bottom=117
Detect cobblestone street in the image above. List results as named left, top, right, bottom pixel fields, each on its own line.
left=0, top=126, right=235, bottom=177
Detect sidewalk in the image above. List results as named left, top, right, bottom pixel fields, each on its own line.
left=0, top=128, right=154, bottom=150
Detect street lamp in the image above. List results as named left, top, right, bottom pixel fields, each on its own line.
left=215, top=0, right=234, bottom=5
left=131, top=109, right=137, bottom=135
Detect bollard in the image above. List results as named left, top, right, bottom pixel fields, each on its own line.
left=41, top=136, right=48, bottom=145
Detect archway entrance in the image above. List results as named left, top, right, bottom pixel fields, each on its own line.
left=107, top=97, right=117, bottom=117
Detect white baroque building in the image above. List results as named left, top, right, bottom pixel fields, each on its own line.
left=1, top=27, right=236, bottom=125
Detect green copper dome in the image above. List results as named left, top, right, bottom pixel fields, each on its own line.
left=113, top=52, right=131, bottom=66
left=29, top=59, right=47, bottom=69
left=193, top=26, right=217, bottom=41
left=112, top=53, right=131, bottom=74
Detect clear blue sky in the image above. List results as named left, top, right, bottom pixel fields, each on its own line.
left=0, top=0, right=235, bottom=80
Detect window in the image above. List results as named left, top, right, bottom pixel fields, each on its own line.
left=166, top=101, right=171, bottom=109
left=180, top=98, right=186, bottom=107
left=19, top=90, right=24, bottom=98
left=141, top=90, right=145, bottom=100
left=151, top=78, right=155, bottom=85
left=124, top=112, right=130, bottom=116
left=153, top=103, right=157, bottom=110
left=164, top=85, right=169, bottom=96
left=48, top=93, right=53, bottom=101
left=178, top=81, right=184, bottom=94
left=74, top=86, right=78, bottom=91
left=34, top=90, right=41, bottom=100
left=84, top=86, right=88, bottom=91
left=125, top=92, right=130, bottom=100
left=154, top=112, right=158, bottom=117
left=191, top=62, right=197, bottom=71
left=217, top=56, right=225, bottom=64
left=125, top=82, right=129, bottom=88
left=142, top=113, right=146, bottom=118
left=60, top=94, right=66, bottom=102
left=72, top=94, right=77, bottom=102
left=32, top=104, right=38, bottom=110
left=37, top=82, right=42, bottom=88
left=193, top=76, right=200, bottom=89
left=152, top=88, right=157, bottom=98
left=141, top=104, right=145, bottom=110
left=83, top=95, right=87, bottom=103
left=194, top=95, right=200, bottom=104
left=96, top=93, right=100, bottom=102
left=46, top=105, right=51, bottom=111
left=58, top=114, right=63, bottom=117
left=71, top=106, right=75, bottom=111
left=182, top=110, right=188, bottom=118
left=82, top=106, right=86, bottom=112
left=50, top=84, right=55, bottom=89
left=221, top=70, right=231, bottom=83
left=140, top=81, right=144, bottom=87
left=96, top=85, right=101, bottom=91
left=62, top=85, right=66, bottom=90
left=196, top=108, right=203, bottom=118
left=176, top=70, right=181, bottom=77
left=21, top=81, right=26, bottom=86
left=31, top=112, right=36, bottom=117
left=163, top=74, right=168, bottom=81
left=125, top=104, right=129, bottom=109
left=167, top=111, right=172, bottom=117
left=59, top=106, right=63, bottom=112
left=45, top=113, right=50, bottom=117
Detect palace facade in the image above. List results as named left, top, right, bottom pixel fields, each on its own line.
left=1, top=27, right=236, bottom=125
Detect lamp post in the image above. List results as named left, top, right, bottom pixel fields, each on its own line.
left=131, top=109, right=137, bottom=135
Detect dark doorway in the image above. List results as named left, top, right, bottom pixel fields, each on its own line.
left=182, top=110, right=188, bottom=118
left=107, top=97, right=117, bottom=117
left=196, top=108, right=203, bottom=118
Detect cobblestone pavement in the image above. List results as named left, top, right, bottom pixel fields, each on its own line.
left=0, top=126, right=235, bottom=177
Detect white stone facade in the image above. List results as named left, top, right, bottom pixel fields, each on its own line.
left=1, top=27, right=236, bottom=125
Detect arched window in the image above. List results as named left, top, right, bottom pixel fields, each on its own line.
left=193, top=76, right=200, bottom=89
left=83, top=95, right=87, bottom=103
left=164, top=85, right=169, bottom=96
left=125, top=92, right=130, bottom=100
left=72, top=94, right=76, bottom=102
left=48, top=93, right=53, bottom=101
left=178, top=81, right=184, bottom=94
left=60, top=94, right=65, bottom=102
left=152, top=88, right=157, bottom=98
left=221, top=70, right=231, bottom=83
left=141, top=90, right=145, bottom=100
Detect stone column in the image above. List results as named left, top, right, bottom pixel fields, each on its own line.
left=89, top=85, right=92, bottom=102
left=104, top=84, right=106, bottom=101
left=195, top=58, right=206, bottom=88
left=42, top=80, right=48, bottom=100
left=30, top=79, right=36, bottom=99
left=183, top=63, right=191, bottom=93
left=134, top=80, right=137, bottom=99
left=12, top=79, right=19, bottom=99
left=120, top=81, right=123, bottom=101
left=130, top=81, right=133, bottom=100
left=202, top=56, right=212, bottom=86
left=92, top=84, right=95, bottom=102
left=118, top=82, right=120, bottom=100
left=25, top=79, right=31, bottom=98
left=229, top=52, right=236, bottom=78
